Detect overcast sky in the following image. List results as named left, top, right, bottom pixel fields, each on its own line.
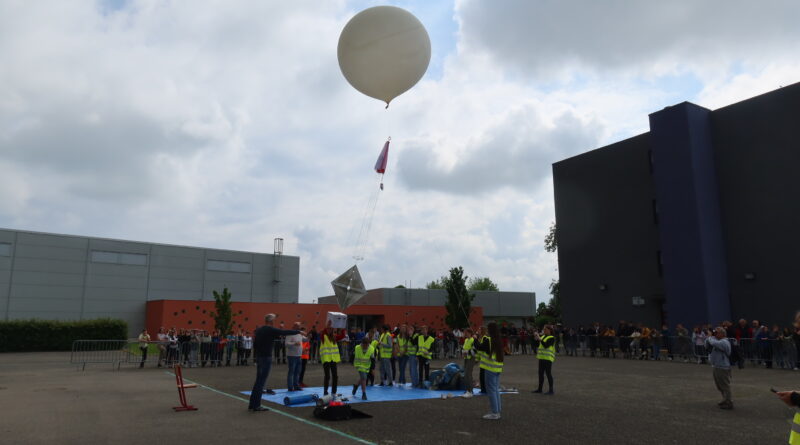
left=2, top=0, right=799, bottom=303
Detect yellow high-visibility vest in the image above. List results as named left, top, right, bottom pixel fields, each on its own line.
left=417, top=335, right=434, bottom=360
left=397, top=337, right=408, bottom=356
left=406, top=335, right=418, bottom=356
left=379, top=332, right=393, bottom=358
left=536, top=335, right=556, bottom=362
left=790, top=412, right=800, bottom=445
left=463, top=337, right=476, bottom=359
left=354, top=345, right=375, bottom=373
left=476, top=335, right=490, bottom=364
left=479, top=351, right=504, bottom=373
left=320, top=335, right=341, bottom=363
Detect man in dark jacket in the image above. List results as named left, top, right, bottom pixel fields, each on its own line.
left=247, top=314, right=301, bottom=412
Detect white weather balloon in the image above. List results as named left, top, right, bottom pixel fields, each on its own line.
left=337, top=6, right=431, bottom=106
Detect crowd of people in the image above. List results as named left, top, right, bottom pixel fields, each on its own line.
left=241, top=315, right=550, bottom=420
left=136, top=315, right=800, bottom=373
left=137, top=311, right=800, bottom=432
left=558, top=318, right=800, bottom=370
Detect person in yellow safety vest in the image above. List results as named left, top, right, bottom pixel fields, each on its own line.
left=407, top=325, right=420, bottom=387
left=378, top=324, right=395, bottom=386
left=351, top=337, right=376, bottom=400
left=320, top=320, right=344, bottom=396
left=416, top=325, right=435, bottom=388
left=396, top=324, right=410, bottom=385
left=532, top=325, right=556, bottom=395
left=461, top=327, right=478, bottom=398
left=476, top=326, right=489, bottom=394
left=775, top=389, right=800, bottom=444
left=474, top=322, right=504, bottom=420
left=366, top=327, right=379, bottom=386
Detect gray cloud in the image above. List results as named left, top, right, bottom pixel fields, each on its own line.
left=456, top=0, right=800, bottom=75
left=397, top=108, right=601, bottom=194
left=1, top=104, right=212, bottom=200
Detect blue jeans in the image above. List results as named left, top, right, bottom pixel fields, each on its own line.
left=485, top=370, right=501, bottom=414
left=248, top=356, right=273, bottom=409
left=398, top=356, right=409, bottom=383
left=380, top=357, right=393, bottom=384
left=287, top=356, right=301, bottom=389
left=408, top=355, right=419, bottom=386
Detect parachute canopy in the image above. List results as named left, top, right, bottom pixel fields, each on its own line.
left=374, top=140, right=389, bottom=174
left=330, top=264, right=367, bottom=310
left=337, top=6, right=431, bottom=106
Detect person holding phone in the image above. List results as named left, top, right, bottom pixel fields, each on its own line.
left=705, top=326, right=733, bottom=410
left=774, top=388, right=800, bottom=444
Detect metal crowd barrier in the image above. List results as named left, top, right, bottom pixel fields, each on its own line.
left=70, top=340, right=131, bottom=370
left=554, top=335, right=799, bottom=369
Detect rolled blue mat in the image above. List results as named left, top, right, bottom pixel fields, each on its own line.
left=283, top=393, right=319, bottom=406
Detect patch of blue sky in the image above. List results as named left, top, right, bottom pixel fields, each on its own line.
left=97, top=0, right=128, bottom=16
left=643, top=71, right=705, bottom=107
left=344, top=0, right=458, bottom=81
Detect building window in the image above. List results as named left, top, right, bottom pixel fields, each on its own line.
left=91, top=250, right=148, bottom=266
left=207, top=260, right=251, bottom=273
left=0, top=242, right=11, bottom=256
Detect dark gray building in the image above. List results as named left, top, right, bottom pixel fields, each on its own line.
left=553, top=82, right=800, bottom=329
left=0, top=228, right=299, bottom=334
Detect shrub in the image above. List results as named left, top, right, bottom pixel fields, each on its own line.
left=0, top=318, right=127, bottom=352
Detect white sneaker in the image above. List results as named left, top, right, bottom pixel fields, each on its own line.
left=482, top=413, right=500, bottom=420
left=462, top=391, right=473, bottom=398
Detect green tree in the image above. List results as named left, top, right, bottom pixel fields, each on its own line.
left=394, top=284, right=406, bottom=288
left=210, top=288, right=235, bottom=335
left=544, top=221, right=558, bottom=252
left=443, top=266, right=475, bottom=329
left=548, top=279, right=561, bottom=317
left=543, top=222, right=561, bottom=322
left=425, top=276, right=448, bottom=290
left=467, top=276, right=499, bottom=291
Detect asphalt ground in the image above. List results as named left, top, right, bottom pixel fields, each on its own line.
left=1, top=352, right=798, bottom=445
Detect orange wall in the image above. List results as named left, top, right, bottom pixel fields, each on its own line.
left=146, top=300, right=483, bottom=334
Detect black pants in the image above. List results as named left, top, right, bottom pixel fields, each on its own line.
left=537, top=359, right=553, bottom=391
left=299, top=359, right=307, bottom=383
left=417, top=357, right=429, bottom=385
left=391, top=356, right=397, bottom=381
left=368, top=358, right=376, bottom=385
left=139, top=346, right=148, bottom=367
left=480, top=368, right=486, bottom=393
left=201, top=343, right=210, bottom=366
left=323, top=362, right=338, bottom=395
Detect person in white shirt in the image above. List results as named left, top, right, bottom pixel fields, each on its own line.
left=286, top=323, right=307, bottom=391
left=243, top=332, right=253, bottom=365
left=138, top=329, right=151, bottom=368
left=156, top=327, right=167, bottom=368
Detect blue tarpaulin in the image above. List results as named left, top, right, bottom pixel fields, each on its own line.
left=241, top=384, right=516, bottom=408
